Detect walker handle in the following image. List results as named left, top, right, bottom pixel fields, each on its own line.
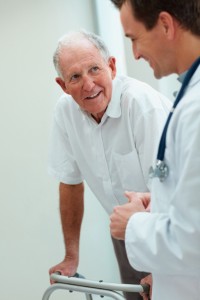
left=54, top=271, right=85, bottom=279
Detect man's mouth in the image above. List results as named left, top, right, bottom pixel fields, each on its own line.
left=85, top=91, right=101, bottom=100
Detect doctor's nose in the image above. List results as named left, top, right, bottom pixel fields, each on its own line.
left=132, top=43, right=141, bottom=60
left=82, top=76, right=95, bottom=91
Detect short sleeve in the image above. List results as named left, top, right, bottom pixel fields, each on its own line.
left=48, top=112, right=83, bottom=184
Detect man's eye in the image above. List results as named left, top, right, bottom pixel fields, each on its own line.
left=91, top=66, right=99, bottom=72
left=71, top=74, right=79, bottom=81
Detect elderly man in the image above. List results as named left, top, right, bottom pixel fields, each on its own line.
left=110, top=1, right=200, bottom=300
left=48, top=29, right=170, bottom=300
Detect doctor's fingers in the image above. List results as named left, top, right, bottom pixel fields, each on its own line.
left=124, top=191, right=138, bottom=202
left=125, top=191, right=151, bottom=209
left=111, top=204, right=133, bottom=223
left=139, top=192, right=151, bottom=209
left=145, top=203, right=151, bottom=212
left=140, top=294, right=148, bottom=300
left=110, top=224, right=126, bottom=240
left=110, top=209, right=127, bottom=240
left=140, top=274, right=152, bottom=300
left=140, top=294, right=151, bottom=300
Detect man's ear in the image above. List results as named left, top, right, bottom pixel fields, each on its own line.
left=159, top=12, right=175, bottom=40
left=55, top=77, right=68, bottom=93
left=108, top=56, right=117, bottom=79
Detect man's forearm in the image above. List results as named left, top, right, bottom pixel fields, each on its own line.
left=59, top=182, right=84, bottom=259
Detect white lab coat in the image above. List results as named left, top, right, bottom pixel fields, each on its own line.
left=125, top=66, right=200, bottom=300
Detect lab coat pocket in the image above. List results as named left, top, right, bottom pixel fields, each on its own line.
left=113, top=150, right=147, bottom=192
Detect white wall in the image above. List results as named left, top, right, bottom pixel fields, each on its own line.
left=94, top=0, right=127, bottom=75
left=0, top=1, right=120, bottom=300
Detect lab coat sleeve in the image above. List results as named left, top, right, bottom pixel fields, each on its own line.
left=125, top=97, right=200, bottom=276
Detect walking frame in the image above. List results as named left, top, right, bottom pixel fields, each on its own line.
left=42, top=272, right=150, bottom=300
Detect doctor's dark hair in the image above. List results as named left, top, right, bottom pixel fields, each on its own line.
left=53, top=30, right=111, bottom=79
left=110, top=0, right=200, bottom=36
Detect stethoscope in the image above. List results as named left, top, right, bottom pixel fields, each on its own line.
left=149, top=56, right=200, bottom=182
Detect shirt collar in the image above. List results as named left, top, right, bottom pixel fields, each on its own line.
left=105, top=76, right=123, bottom=119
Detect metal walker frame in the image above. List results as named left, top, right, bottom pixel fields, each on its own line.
left=42, top=273, right=149, bottom=300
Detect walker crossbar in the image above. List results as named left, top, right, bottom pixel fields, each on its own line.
left=42, top=283, right=126, bottom=300
left=42, top=273, right=149, bottom=300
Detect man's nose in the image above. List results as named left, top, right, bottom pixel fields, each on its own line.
left=82, top=76, right=95, bottom=91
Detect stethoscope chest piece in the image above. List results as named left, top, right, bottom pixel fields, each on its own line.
left=149, top=160, right=169, bottom=182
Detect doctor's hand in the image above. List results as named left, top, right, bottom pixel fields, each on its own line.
left=140, top=274, right=152, bottom=300
left=110, top=191, right=150, bottom=240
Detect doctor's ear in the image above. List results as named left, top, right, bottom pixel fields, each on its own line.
left=55, top=77, right=68, bottom=93
left=159, top=12, right=175, bottom=40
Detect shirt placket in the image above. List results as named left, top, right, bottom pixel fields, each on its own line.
left=94, top=124, right=118, bottom=204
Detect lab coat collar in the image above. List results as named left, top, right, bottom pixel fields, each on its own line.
left=177, top=71, right=187, bottom=83
left=178, top=63, right=200, bottom=86
left=188, top=64, right=200, bottom=87
left=175, top=65, right=200, bottom=98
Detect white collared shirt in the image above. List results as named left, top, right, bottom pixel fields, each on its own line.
left=48, top=75, right=171, bottom=214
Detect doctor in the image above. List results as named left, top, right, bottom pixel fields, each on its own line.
left=109, top=1, right=200, bottom=300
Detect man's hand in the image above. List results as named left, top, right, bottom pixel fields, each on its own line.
left=140, top=274, right=152, bottom=300
left=110, top=191, right=150, bottom=240
left=49, top=256, right=78, bottom=284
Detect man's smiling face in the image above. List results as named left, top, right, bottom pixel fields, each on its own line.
left=57, top=38, right=116, bottom=122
